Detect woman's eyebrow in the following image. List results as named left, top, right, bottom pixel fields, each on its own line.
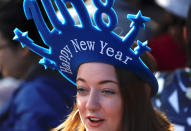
left=76, top=78, right=118, bottom=85
left=98, top=80, right=118, bottom=85
left=76, top=77, right=86, bottom=83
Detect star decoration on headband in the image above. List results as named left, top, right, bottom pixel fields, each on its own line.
left=134, top=40, right=151, bottom=56
left=127, top=10, right=150, bottom=29
left=14, top=28, right=50, bottom=58
left=39, top=57, right=57, bottom=70
left=13, top=28, right=56, bottom=70
left=13, top=31, right=32, bottom=48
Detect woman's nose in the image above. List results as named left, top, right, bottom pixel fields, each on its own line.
left=86, top=88, right=100, bottom=111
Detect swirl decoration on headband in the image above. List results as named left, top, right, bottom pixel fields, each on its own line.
left=13, top=0, right=158, bottom=96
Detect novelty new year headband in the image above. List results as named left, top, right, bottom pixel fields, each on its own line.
left=13, top=0, right=158, bottom=96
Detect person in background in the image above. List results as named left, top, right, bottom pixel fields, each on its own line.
left=0, top=77, right=21, bottom=110
left=148, top=0, right=191, bottom=71
left=0, top=0, right=76, bottom=130
left=0, top=0, right=24, bottom=111
left=152, top=5, right=191, bottom=131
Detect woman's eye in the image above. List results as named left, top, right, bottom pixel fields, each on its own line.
left=102, top=90, right=115, bottom=95
left=77, top=87, right=88, bottom=95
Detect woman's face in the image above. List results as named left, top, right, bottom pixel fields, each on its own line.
left=76, top=62, right=123, bottom=131
left=0, top=33, right=19, bottom=77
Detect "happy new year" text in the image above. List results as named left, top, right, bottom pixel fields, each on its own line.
left=59, top=39, right=133, bottom=74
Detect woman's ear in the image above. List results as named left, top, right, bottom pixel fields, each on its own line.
left=183, top=26, right=188, bottom=42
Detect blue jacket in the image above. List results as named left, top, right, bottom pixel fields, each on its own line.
left=0, top=65, right=76, bottom=131
left=153, top=69, right=191, bottom=131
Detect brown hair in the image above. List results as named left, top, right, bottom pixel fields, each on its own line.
left=115, top=67, right=173, bottom=131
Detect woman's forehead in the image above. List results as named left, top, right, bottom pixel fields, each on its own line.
left=77, top=62, right=118, bottom=83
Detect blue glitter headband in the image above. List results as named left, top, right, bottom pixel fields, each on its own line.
left=13, top=0, right=158, bottom=96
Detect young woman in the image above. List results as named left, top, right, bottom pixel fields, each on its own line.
left=13, top=0, right=174, bottom=130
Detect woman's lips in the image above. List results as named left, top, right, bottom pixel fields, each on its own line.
left=87, top=117, right=104, bottom=127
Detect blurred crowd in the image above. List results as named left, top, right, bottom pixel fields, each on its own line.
left=0, top=0, right=191, bottom=131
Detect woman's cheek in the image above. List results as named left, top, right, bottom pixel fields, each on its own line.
left=76, top=96, right=86, bottom=113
